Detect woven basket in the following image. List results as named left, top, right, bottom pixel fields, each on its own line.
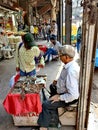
left=12, top=114, right=39, bottom=126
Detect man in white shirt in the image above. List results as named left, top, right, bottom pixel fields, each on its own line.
left=43, top=34, right=62, bottom=63
left=38, top=45, right=80, bottom=130
left=50, top=20, right=58, bottom=37
left=30, top=25, right=34, bottom=35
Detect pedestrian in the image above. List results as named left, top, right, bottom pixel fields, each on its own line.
left=0, top=23, right=4, bottom=33
left=37, top=45, right=80, bottom=130
left=30, top=24, right=34, bottom=37
left=15, top=32, right=45, bottom=77
left=76, top=26, right=82, bottom=53
left=17, top=21, right=25, bottom=31
left=42, top=23, right=46, bottom=40
left=33, top=24, right=39, bottom=41
left=45, top=23, right=51, bottom=42
left=50, top=20, right=58, bottom=37
left=43, top=34, right=62, bottom=63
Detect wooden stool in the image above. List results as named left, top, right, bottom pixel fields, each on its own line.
left=58, top=103, right=78, bottom=126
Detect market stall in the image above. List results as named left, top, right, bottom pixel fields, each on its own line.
left=3, top=75, right=47, bottom=126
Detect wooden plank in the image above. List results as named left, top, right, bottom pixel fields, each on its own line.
left=49, top=126, right=75, bottom=130
left=38, top=4, right=52, bottom=15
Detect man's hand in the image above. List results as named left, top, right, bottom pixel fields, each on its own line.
left=49, top=94, right=60, bottom=103
left=16, top=67, right=20, bottom=72
left=53, top=80, right=57, bottom=85
left=38, top=64, right=44, bottom=68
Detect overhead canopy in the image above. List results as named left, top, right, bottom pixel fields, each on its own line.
left=18, top=0, right=59, bottom=21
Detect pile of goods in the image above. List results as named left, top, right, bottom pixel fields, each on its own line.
left=11, top=75, right=47, bottom=96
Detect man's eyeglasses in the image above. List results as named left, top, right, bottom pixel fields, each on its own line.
left=59, top=54, right=66, bottom=57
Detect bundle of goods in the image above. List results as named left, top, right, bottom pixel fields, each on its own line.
left=8, top=35, right=22, bottom=49
left=11, top=75, right=47, bottom=96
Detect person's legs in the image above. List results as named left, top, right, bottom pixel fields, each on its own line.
left=44, top=48, right=58, bottom=62
left=47, top=34, right=50, bottom=42
left=20, top=70, right=26, bottom=76
left=47, top=48, right=58, bottom=62
left=20, top=69, right=36, bottom=77
left=50, top=49, right=58, bottom=55
left=43, top=49, right=51, bottom=61
left=37, top=100, right=65, bottom=128
left=76, top=41, right=81, bottom=53
left=38, top=99, right=78, bottom=129
left=27, top=69, right=36, bottom=77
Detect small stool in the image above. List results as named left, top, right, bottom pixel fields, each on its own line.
left=1, top=46, right=14, bottom=59
left=58, top=103, right=78, bottom=126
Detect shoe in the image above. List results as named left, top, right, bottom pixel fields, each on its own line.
left=45, top=60, right=49, bottom=63
left=52, top=57, right=58, bottom=61
left=43, top=55, right=45, bottom=60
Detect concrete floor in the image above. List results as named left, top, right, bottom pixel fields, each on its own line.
left=0, top=41, right=98, bottom=130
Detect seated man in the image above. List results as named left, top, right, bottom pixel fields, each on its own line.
left=37, top=45, right=80, bottom=130
left=43, top=34, right=62, bottom=63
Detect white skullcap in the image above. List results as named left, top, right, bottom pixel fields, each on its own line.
left=60, top=45, right=75, bottom=58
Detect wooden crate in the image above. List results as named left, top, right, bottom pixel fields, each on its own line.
left=12, top=115, right=39, bottom=126
left=58, top=104, right=77, bottom=126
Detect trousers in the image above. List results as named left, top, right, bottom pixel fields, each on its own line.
left=37, top=99, right=78, bottom=128
left=44, top=48, right=58, bottom=62
left=20, top=69, right=36, bottom=77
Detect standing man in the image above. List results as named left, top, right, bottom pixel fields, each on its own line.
left=16, top=33, right=45, bottom=77
left=38, top=45, right=80, bottom=130
left=50, top=20, right=58, bottom=37
left=46, top=23, right=51, bottom=42
left=76, top=26, right=82, bottom=53
left=30, top=24, right=34, bottom=36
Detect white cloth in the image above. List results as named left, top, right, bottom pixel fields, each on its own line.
left=51, top=23, right=58, bottom=36
left=57, top=60, right=80, bottom=103
left=30, top=25, right=34, bottom=34
left=49, top=41, right=62, bottom=52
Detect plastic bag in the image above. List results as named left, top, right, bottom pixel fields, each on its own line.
left=9, top=72, right=20, bottom=88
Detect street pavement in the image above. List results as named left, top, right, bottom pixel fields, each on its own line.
left=0, top=40, right=98, bottom=130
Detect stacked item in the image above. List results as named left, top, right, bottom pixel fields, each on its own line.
left=8, top=35, right=22, bottom=49
left=11, top=76, right=47, bottom=96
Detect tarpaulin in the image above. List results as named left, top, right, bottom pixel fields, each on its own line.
left=3, top=93, right=42, bottom=116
